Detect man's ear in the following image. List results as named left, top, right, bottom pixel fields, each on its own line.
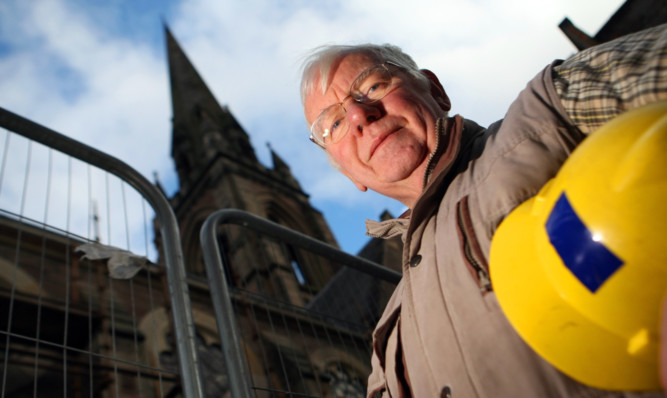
left=421, top=69, right=451, bottom=112
left=353, top=181, right=368, bottom=192
left=340, top=168, right=368, bottom=192
left=327, top=152, right=368, bottom=192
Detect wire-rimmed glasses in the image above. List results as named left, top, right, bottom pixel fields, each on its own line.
left=309, top=62, right=402, bottom=148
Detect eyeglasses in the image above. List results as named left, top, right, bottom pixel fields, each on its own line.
left=309, top=62, right=402, bottom=148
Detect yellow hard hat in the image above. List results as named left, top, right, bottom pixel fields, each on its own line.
left=490, top=101, right=667, bottom=391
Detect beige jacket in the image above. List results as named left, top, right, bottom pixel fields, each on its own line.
left=365, top=25, right=667, bottom=398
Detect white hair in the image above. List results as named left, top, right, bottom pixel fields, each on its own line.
left=300, top=43, right=428, bottom=106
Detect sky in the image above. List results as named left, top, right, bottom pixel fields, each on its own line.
left=0, top=0, right=626, bottom=255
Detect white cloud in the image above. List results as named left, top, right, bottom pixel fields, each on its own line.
left=0, top=0, right=628, bottom=253
left=1, top=0, right=172, bottom=183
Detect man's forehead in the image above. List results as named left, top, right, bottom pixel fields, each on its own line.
left=304, top=53, right=377, bottom=122
left=326, top=52, right=377, bottom=86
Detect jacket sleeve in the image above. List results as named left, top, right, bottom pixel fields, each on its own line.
left=552, top=23, right=667, bottom=135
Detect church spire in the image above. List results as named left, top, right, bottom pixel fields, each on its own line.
left=165, top=26, right=257, bottom=191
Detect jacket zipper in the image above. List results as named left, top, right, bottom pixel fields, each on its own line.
left=422, top=118, right=445, bottom=189
left=455, top=196, right=492, bottom=293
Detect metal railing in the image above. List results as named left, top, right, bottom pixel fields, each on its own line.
left=201, top=209, right=401, bottom=397
left=0, top=106, right=403, bottom=398
left=0, top=107, right=205, bottom=398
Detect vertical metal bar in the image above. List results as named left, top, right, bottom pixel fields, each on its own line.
left=33, top=149, right=54, bottom=398
left=1, top=138, right=31, bottom=398
left=247, top=301, right=272, bottom=391
left=293, top=313, right=323, bottom=394
left=122, top=184, right=145, bottom=396
left=63, top=156, right=73, bottom=398
left=86, top=165, right=95, bottom=398
left=254, top=235, right=294, bottom=394
left=142, top=200, right=165, bottom=397
left=129, top=278, right=143, bottom=395
left=105, top=174, right=120, bottom=398
left=264, top=240, right=308, bottom=395
left=304, top=310, right=338, bottom=395
left=264, top=301, right=293, bottom=393
left=200, top=215, right=254, bottom=398
left=281, top=310, right=309, bottom=395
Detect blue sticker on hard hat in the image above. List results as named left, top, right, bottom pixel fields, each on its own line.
left=545, top=193, right=623, bottom=293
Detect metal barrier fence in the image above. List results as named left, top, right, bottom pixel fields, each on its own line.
left=0, top=106, right=403, bottom=398
left=201, top=210, right=401, bottom=397
left=0, top=107, right=205, bottom=398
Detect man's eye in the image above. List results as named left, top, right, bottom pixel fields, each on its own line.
left=330, top=118, right=342, bottom=134
left=323, top=119, right=343, bottom=142
left=361, top=80, right=389, bottom=99
left=368, top=82, right=385, bottom=92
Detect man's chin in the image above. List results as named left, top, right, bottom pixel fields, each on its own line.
left=372, top=150, right=427, bottom=181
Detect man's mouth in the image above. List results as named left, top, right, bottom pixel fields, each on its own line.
left=369, top=127, right=401, bottom=159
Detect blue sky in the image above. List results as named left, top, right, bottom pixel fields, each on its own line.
left=0, top=0, right=625, bottom=255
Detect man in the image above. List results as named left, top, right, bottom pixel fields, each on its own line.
left=301, top=24, right=667, bottom=397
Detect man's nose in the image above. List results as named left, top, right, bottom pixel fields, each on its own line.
left=346, top=101, right=382, bottom=134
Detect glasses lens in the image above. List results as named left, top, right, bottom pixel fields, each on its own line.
left=314, top=104, right=347, bottom=146
left=311, top=64, right=396, bottom=147
left=352, top=65, right=393, bottom=102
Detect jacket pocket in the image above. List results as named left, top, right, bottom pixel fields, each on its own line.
left=455, top=195, right=492, bottom=293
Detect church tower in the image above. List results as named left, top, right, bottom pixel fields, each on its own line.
left=166, top=27, right=257, bottom=193
left=164, top=27, right=340, bottom=305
